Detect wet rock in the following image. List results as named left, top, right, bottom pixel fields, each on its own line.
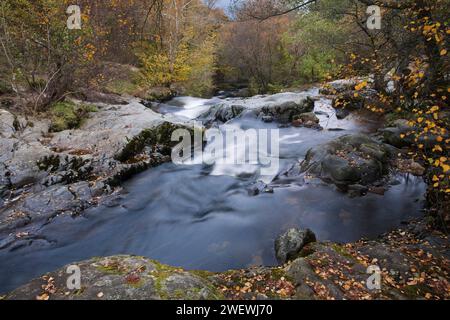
left=348, top=184, right=369, bottom=197
left=248, top=181, right=274, bottom=196
left=381, top=119, right=414, bottom=148
left=258, top=99, right=315, bottom=124
left=408, top=161, right=426, bottom=176
left=395, top=159, right=426, bottom=176
left=275, top=228, right=317, bottom=264
left=261, top=115, right=274, bottom=123
left=368, top=186, right=387, bottom=195
left=335, top=108, right=350, bottom=120
left=198, top=104, right=245, bottom=125
left=314, top=110, right=329, bottom=117
left=294, top=112, right=319, bottom=124
left=332, top=92, right=365, bottom=111
left=292, top=112, right=321, bottom=129
left=299, top=134, right=392, bottom=190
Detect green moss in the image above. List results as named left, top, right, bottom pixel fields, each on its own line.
left=49, top=101, right=98, bottom=132
left=72, top=288, right=85, bottom=296
left=37, top=155, right=60, bottom=172
left=115, top=123, right=197, bottom=162
left=400, top=284, right=429, bottom=299
left=331, top=244, right=355, bottom=261
left=149, top=261, right=223, bottom=300
left=173, top=289, right=185, bottom=299
left=191, top=270, right=215, bottom=279
left=95, top=261, right=129, bottom=275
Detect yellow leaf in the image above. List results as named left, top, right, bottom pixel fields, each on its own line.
left=440, top=49, right=448, bottom=56
left=433, top=145, right=443, bottom=152
left=36, top=293, right=49, bottom=301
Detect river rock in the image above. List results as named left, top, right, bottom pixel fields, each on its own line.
left=248, top=181, right=274, bottom=196
left=5, top=255, right=223, bottom=300
left=294, top=112, right=319, bottom=124
left=292, top=112, right=321, bottom=129
left=319, top=79, right=358, bottom=95
left=332, top=92, right=365, bottom=111
left=380, top=119, right=414, bottom=148
left=335, top=108, right=350, bottom=120
left=258, top=99, right=315, bottom=124
left=300, top=134, right=392, bottom=191
left=275, top=228, right=317, bottom=264
left=198, top=104, right=245, bottom=125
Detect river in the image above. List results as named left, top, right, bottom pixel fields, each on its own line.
left=0, top=89, right=426, bottom=293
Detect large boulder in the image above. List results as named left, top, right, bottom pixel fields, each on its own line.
left=258, top=99, right=315, bottom=124
left=5, top=256, right=223, bottom=300
left=300, top=134, right=393, bottom=190
left=292, top=112, right=321, bottom=129
left=332, top=92, right=365, bottom=111
left=197, top=104, right=245, bottom=125
left=275, top=228, right=316, bottom=264
left=380, top=119, right=414, bottom=148
left=381, top=119, right=447, bottom=149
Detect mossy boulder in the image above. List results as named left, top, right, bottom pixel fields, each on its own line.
left=5, top=256, right=223, bottom=300
left=300, top=134, right=393, bottom=190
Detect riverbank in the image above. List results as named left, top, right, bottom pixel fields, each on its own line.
left=4, top=219, right=448, bottom=300
left=0, top=81, right=448, bottom=299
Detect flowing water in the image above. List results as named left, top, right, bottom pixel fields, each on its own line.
left=0, top=89, right=426, bottom=293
